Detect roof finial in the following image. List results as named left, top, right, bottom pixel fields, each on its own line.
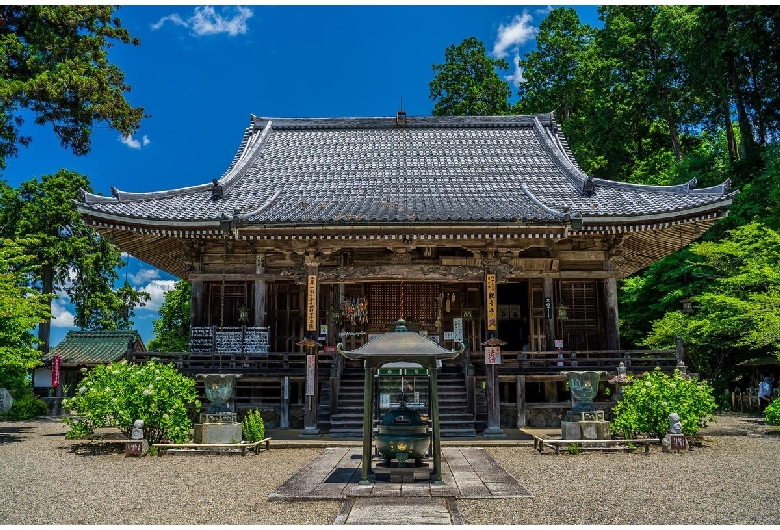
left=396, top=97, right=407, bottom=126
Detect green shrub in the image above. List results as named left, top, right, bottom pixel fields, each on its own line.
left=765, top=399, right=780, bottom=426
left=62, top=360, right=200, bottom=444
left=567, top=443, right=580, bottom=455
left=242, top=409, right=265, bottom=442
left=611, top=367, right=717, bottom=440
left=3, top=392, right=48, bottom=420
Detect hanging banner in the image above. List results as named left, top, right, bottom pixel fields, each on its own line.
left=452, top=318, right=463, bottom=342
left=485, top=346, right=501, bottom=365
left=306, top=354, right=316, bottom=395
left=486, top=273, right=497, bottom=330
left=306, top=274, right=317, bottom=332
left=52, top=355, right=61, bottom=387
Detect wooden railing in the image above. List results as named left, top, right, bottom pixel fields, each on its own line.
left=468, top=349, right=679, bottom=375
left=132, top=350, right=335, bottom=378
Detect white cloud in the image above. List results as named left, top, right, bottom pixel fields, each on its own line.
left=492, top=12, right=539, bottom=59
left=119, top=134, right=150, bottom=149
left=51, top=298, right=75, bottom=328
left=505, top=54, right=527, bottom=88
left=138, top=279, right=178, bottom=312
left=129, top=267, right=161, bottom=286
left=152, top=6, right=253, bottom=37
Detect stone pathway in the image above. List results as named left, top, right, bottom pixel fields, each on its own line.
left=269, top=446, right=531, bottom=524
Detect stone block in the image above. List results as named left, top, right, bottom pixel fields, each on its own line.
left=194, top=422, right=243, bottom=444
left=125, top=439, right=148, bottom=456
left=561, top=421, right=581, bottom=440
left=579, top=420, right=610, bottom=440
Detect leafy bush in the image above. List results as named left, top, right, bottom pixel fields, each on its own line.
left=611, top=367, right=717, bottom=440
left=3, top=392, right=48, bottom=420
left=62, top=360, right=200, bottom=444
left=765, top=399, right=780, bottom=426
left=567, top=443, right=580, bottom=455
left=242, top=409, right=265, bottom=442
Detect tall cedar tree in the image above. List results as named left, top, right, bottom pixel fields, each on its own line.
left=0, top=6, right=144, bottom=168
left=429, top=37, right=511, bottom=116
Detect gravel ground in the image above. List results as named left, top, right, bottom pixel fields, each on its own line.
left=463, top=414, right=780, bottom=525
left=0, top=414, right=777, bottom=525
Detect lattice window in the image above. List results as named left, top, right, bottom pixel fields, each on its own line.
left=365, top=282, right=441, bottom=332
left=559, top=280, right=602, bottom=350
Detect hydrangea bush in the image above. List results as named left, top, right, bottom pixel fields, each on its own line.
left=62, top=360, right=200, bottom=444
left=765, top=399, right=780, bottom=426
left=611, top=367, right=717, bottom=440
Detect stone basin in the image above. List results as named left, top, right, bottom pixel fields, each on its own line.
left=375, top=403, right=430, bottom=467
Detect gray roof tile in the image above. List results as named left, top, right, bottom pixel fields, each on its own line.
left=77, top=114, right=735, bottom=228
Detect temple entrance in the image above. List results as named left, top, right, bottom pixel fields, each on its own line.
left=496, top=281, right=529, bottom=351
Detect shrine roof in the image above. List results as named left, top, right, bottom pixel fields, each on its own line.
left=42, top=331, right=145, bottom=366
left=76, top=114, right=735, bottom=230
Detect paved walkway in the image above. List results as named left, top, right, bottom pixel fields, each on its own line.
left=269, top=447, right=531, bottom=524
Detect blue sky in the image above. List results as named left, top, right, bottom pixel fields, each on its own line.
left=1, top=4, right=602, bottom=347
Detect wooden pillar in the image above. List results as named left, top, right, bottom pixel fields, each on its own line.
left=253, top=253, right=267, bottom=327
left=190, top=280, right=205, bottom=327
left=300, top=258, right=321, bottom=437
left=516, top=375, right=526, bottom=428
left=483, top=271, right=506, bottom=438
left=543, top=278, right=556, bottom=351
left=605, top=277, right=620, bottom=350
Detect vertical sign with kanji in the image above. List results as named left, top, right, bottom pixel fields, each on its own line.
left=306, top=354, right=315, bottom=395
left=485, top=346, right=501, bottom=365
left=306, top=274, right=317, bottom=332
left=486, top=273, right=497, bottom=330
left=52, top=355, right=61, bottom=387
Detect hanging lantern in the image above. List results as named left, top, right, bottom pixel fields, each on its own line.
left=238, top=304, right=250, bottom=325
left=681, top=298, right=693, bottom=314
left=557, top=304, right=568, bottom=320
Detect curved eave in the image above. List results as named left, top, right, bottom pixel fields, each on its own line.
left=338, top=331, right=464, bottom=365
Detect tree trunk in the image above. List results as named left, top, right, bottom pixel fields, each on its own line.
left=37, top=263, right=54, bottom=353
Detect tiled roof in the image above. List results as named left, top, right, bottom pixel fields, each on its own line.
left=76, top=114, right=735, bottom=229
left=43, top=331, right=145, bottom=366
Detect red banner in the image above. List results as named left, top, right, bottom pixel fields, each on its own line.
left=52, top=355, right=61, bottom=387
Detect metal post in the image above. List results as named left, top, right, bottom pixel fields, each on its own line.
left=429, top=359, right=444, bottom=485
left=360, top=362, right=374, bottom=485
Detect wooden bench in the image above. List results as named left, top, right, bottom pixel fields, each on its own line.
left=152, top=437, right=272, bottom=456
left=532, top=436, right=659, bottom=454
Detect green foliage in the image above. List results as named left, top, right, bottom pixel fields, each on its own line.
left=567, top=443, right=580, bottom=455
left=0, top=5, right=144, bottom=168
left=4, top=392, right=48, bottom=420
left=62, top=360, right=200, bottom=444
left=242, top=409, right=265, bottom=443
left=611, top=368, right=717, bottom=440
left=147, top=280, right=192, bottom=352
left=0, top=238, right=50, bottom=388
left=765, top=400, right=780, bottom=427
left=641, top=222, right=780, bottom=390
left=0, top=172, right=149, bottom=351
left=429, top=37, right=511, bottom=116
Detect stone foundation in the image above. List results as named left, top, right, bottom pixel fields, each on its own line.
left=193, top=423, right=243, bottom=444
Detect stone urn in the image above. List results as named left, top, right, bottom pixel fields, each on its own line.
left=563, top=371, right=604, bottom=413
left=196, top=373, right=240, bottom=413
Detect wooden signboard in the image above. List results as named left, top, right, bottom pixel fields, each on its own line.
left=486, top=273, right=497, bottom=331
left=307, top=275, right=317, bottom=332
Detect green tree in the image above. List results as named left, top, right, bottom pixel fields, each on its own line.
left=0, top=5, right=144, bottom=168
left=429, top=37, right=511, bottom=116
left=514, top=7, right=594, bottom=122
left=62, top=360, right=200, bottom=444
left=0, top=238, right=50, bottom=383
left=0, top=171, right=149, bottom=351
left=0, top=238, right=51, bottom=418
left=147, top=280, right=191, bottom=352
left=641, top=222, right=780, bottom=393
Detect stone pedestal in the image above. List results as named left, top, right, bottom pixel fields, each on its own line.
left=662, top=433, right=687, bottom=452
left=125, top=439, right=148, bottom=456
left=374, top=462, right=430, bottom=483
left=194, top=422, right=243, bottom=444
left=561, top=410, right=610, bottom=440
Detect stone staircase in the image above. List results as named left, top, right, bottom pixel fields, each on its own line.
left=322, top=368, right=476, bottom=438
